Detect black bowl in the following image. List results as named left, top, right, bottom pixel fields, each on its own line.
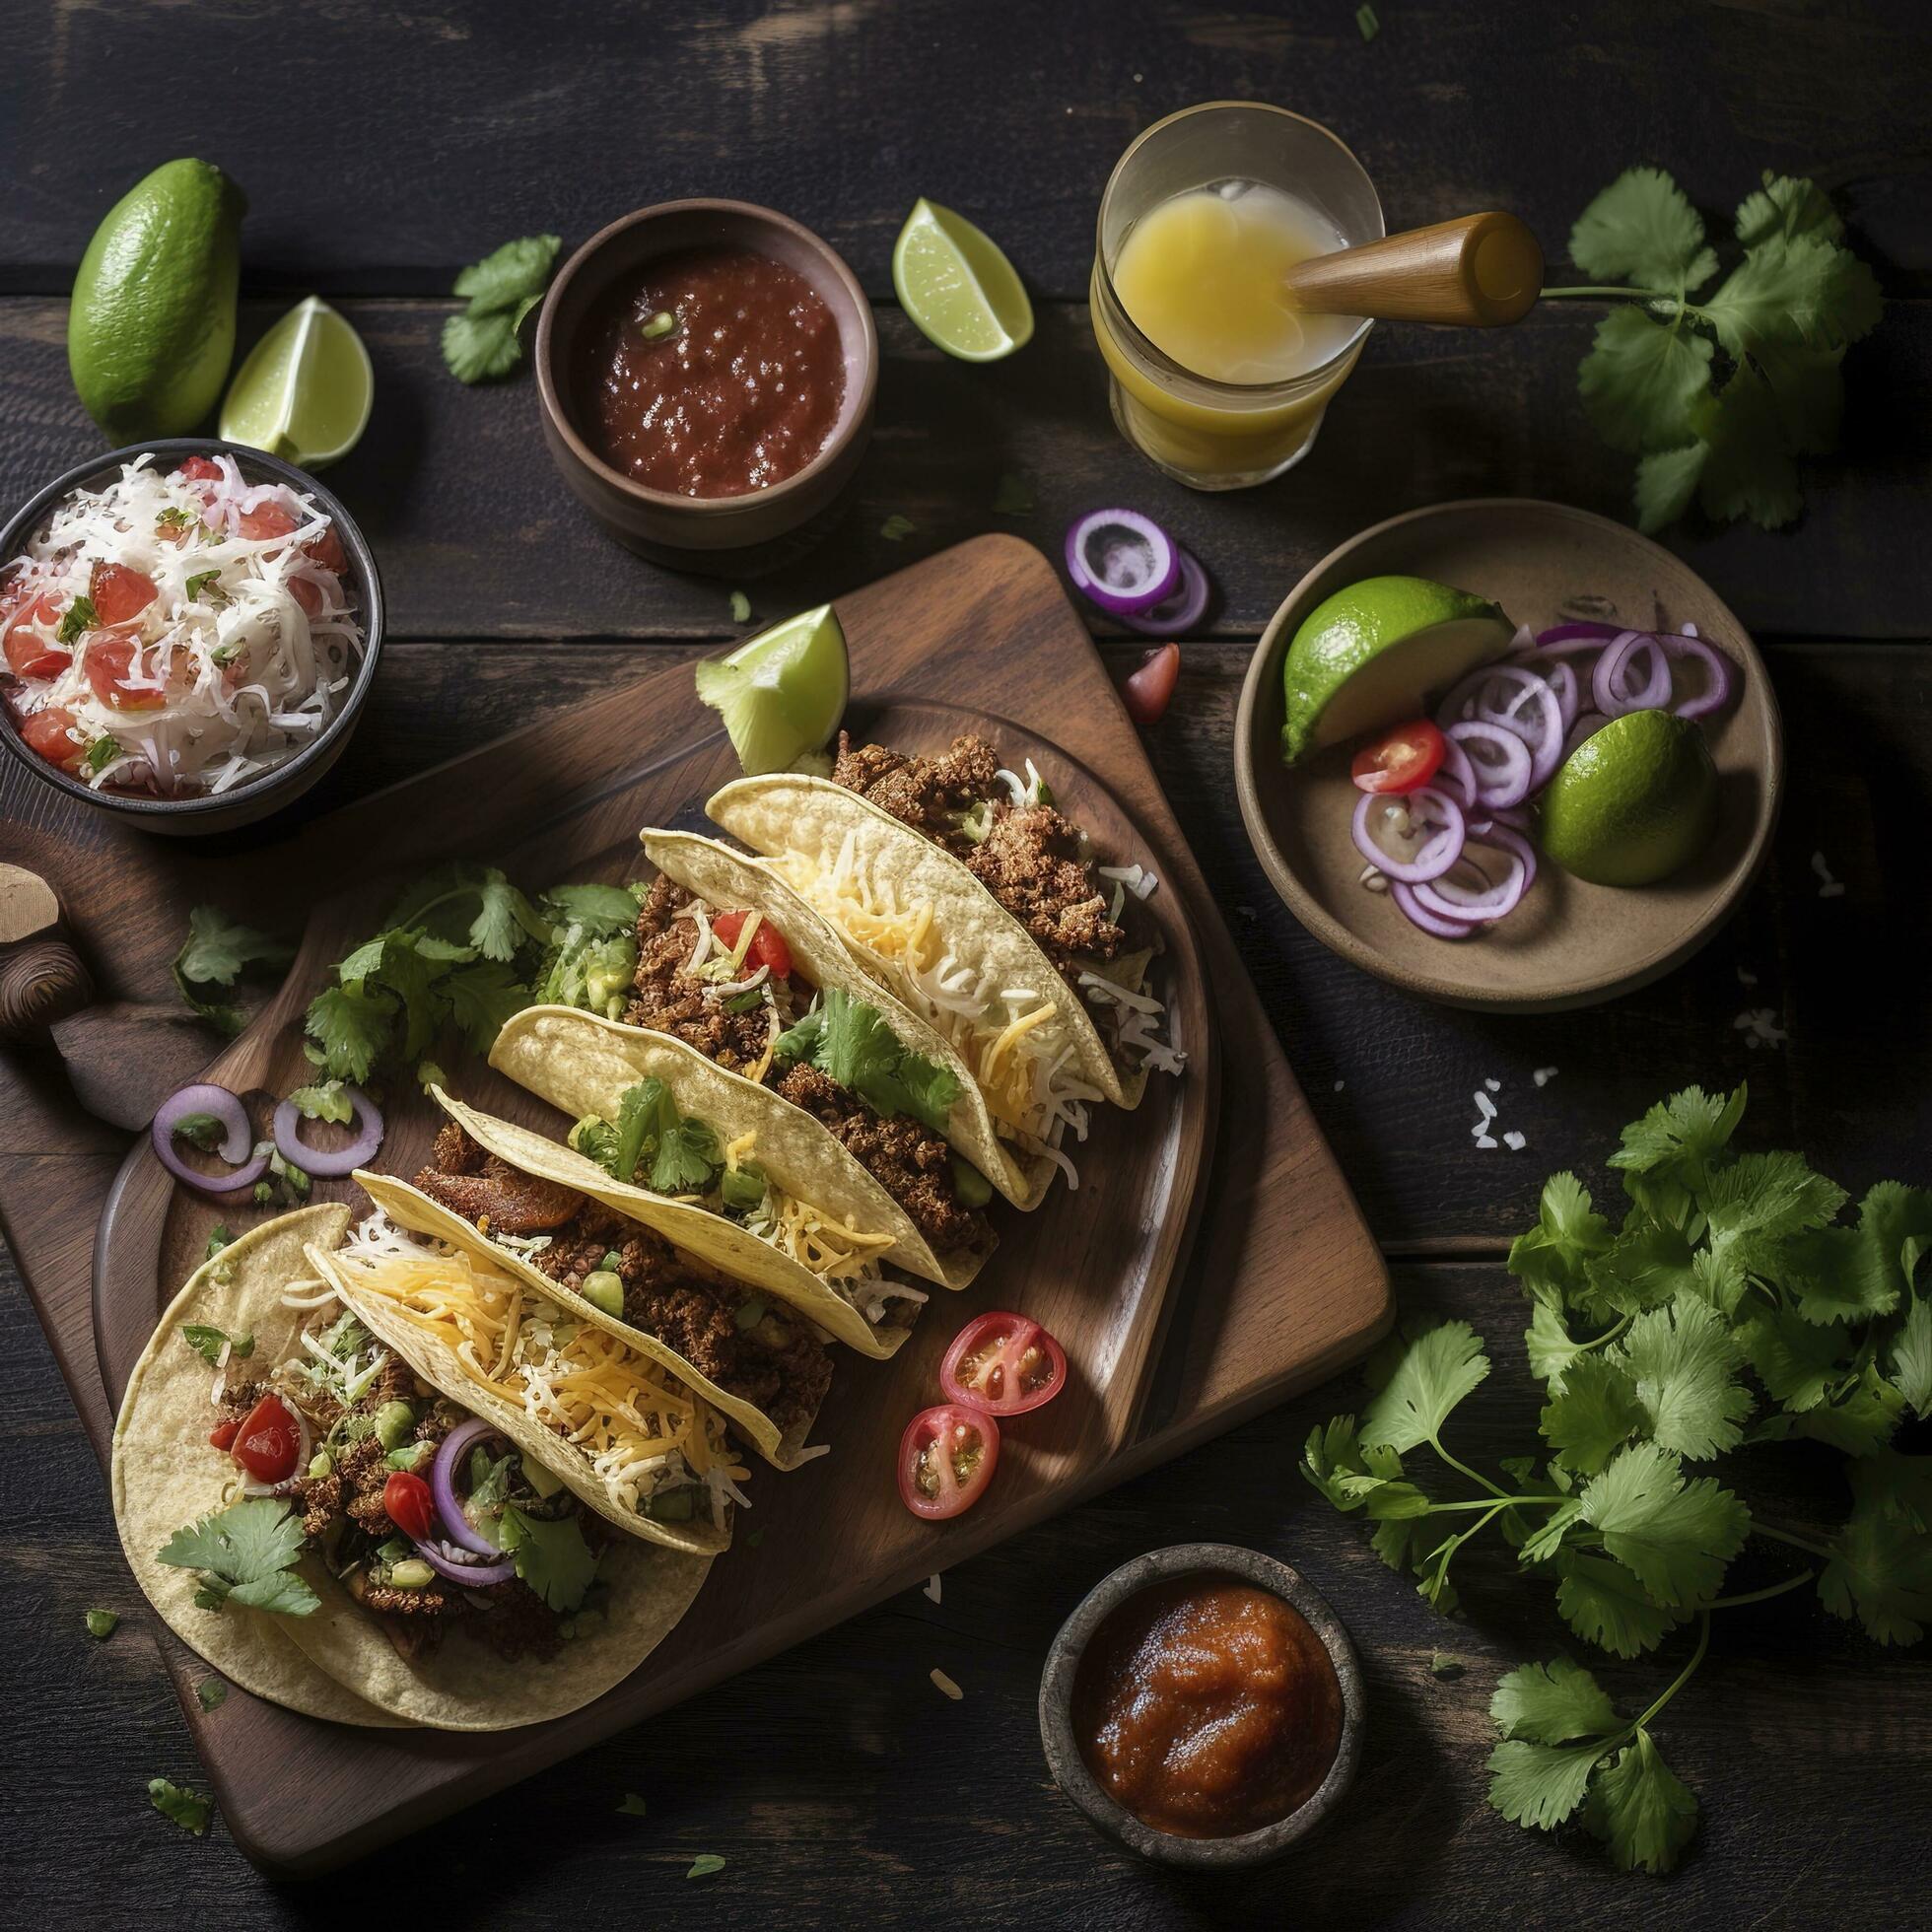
left=0, top=439, right=384, bottom=836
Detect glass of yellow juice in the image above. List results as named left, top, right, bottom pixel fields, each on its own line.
left=1091, top=102, right=1384, bottom=490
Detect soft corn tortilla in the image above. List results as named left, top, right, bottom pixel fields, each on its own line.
left=112, top=1207, right=710, bottom=1732
left=707, top=774, right=1146, bottom=1112
left=343, top=1162, right=828, bottom=1474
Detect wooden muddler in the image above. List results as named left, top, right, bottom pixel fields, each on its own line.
left=1284, top=210, right=1544, bottom=327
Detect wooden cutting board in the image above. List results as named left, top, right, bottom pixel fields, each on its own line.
left=0, top=534, right=1390, bottom=1874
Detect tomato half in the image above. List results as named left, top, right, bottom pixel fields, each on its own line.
left=3, top=595, right=67, bottom=679
left=90, top=561, right=157, bottom=627
left=231, top=1394, right=304, bottom=1484
left=939, top=1311, right=1068, bottom=1417
left=1123, top=642, right=1180, bottom=726
left=711, top=908, right=794, bottom=981
left=83, top=634, right=166, bottom=710
left=1350, top=719, right=1446, bottom=794
left=17, top=705, right=84, bottom=771
left=897, top=1403, right=1000, bottom=1520
left=382, top=1470, right=437, bottom=1542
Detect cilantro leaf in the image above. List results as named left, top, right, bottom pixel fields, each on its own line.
left=157, top=1499, right=318, bottom=1618
left=1490, top=1655, right=1621, bottom=1745
left=1891, top=1287, right=1932, bottom=1419
left=1694, top=365, right=1803, bottom=529
left=442, top=960, right=528, bottom=1055
left=148, top=1777, right=212, bottom=1835
left=196, top=1678, right=228, bottom=1712
left=452, top=235, right=562, bottom=312
left=651, top=1113, right=720, bottom=1195
left=773, top=988, right=961, bottom=1134
left=1540, top=1353, right=1644, bottom=1475
left=1575, top=1442, right=1750, bottom=1605
left=1524, top=1301, right=1591, bottom=1392
left=1734, top=172, right=1843, bottom=250
left=1568, top=167, right=1717, bottom=292
left=499, top=1505, right=598, bottom=1613
left=1705, top=1148, right=1846, bottom=1267
left=1506, top=1172, right=1613, bottom=1311
left=174, top=904, right=293, bottom=989
left=1584, top=1730, right=1698, bottom=1873
left=1818, top=1451, right=1932, bottom=1645
left=1578, top=308, right=1714, bottom=454
left=540, top=881, right=643, bottom=937
left=1360, top=1321, right=1489, bottom=1454
left=1737, top=1304, right=1852, bottom=1412
left=1609, top=1083, right=1745, bottom=1196
left=85, top=1608, right=118, bottom=1638
left=617, top=1792, right=649, bottom=1817
left=1300, top=1415, right=1428, bottom=1519
left=467, top=868, right=547, bottom=961
left=180, top=1324, right=251, bottom=1367
left=305, top=982, right=398, bottom=1084
left=1613, top=1296, right=1753, bottom=1460
left=1633, top=441, right=1709, bottom=535
left=1703, top=234, right=1882, bottom=363
left=57, top=594, right=99, bottom=644
left=1787, top=1365, right=1904, bottom=1457
left=1552, top=1547, right=1688, bottom=1657
left=286, top=1080, right=351, bottom=1125
left=1486, top=1738, right=1605, bottom=1831
left=1584, top=1221, right=1700, bottom=1322
left=444, top=236, right=561, bottom=385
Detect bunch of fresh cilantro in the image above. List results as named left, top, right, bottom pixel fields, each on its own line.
left=1543, top=170, right=1883, bottom=532
left=1304, top=1082, right=1930, bottom=1873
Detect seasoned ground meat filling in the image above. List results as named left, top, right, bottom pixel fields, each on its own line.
left=621, top=875, right=986, bottom=1255
left=412, top=1119, right=584, bottom=1232
left=413, top=1126, right=829, bottom=1435
left=829, top=731, right=1125, bottom=980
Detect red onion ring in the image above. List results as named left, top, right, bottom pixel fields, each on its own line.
left=1439, top=662, right=1564, bottom=791
left=1536, top=621, right=1623, bottom=648
left=1391, top=880, right=1476, bottom=938
left=1593, top=632, right=1671, bottom=716
left=151, top=1082, right=270, bottom=1198
left=1064, top=509, right=1180, bottom=617
left=1435, top=727, right=1479, bottom=807
left=1413, top=824, right=1539, bottom=925
left=1470, top=806, right=1532, bottom=835
left=1446, top=719, right=1533, bottom=808
left=272, top=1085, right=383, bottom=1177
left=1656, top=633, right=1736, bottom=720
left=1115, top=546, right=1209, bottom=636
left=409, top=1537, right=518, bottom=1589
left=1351, top=785, right=1466, bottom=883
left=431, top=1415, right=514, bottom=1557
left=1508, top=651, right=1580, bottom=730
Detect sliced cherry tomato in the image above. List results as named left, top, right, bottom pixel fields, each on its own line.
left=897, top=1403, right=1000, bottom=1520
left=236, top=500, right=299, bottom=543
left=382, top=1470, right=437, bottom=1541
left=1350, top=719, right=1446, bottom=795
left=17, top=704, right=84, bottom=771
left=939, top=1311, right=1068, bottom=1417
left=89, top=561, right=158, bottom=627
left=3, top=594, right=68, bottom=679
left=711, top=908, right=794, bottom=981
left=207, top=1419, right=241, bottom=1450
left=83, top=634, right=166, bottom=710
left=231, top=1393, right=304, bottom=1484
left=1123, top=642, right=1180, bottom=726
left=173, top=454, right=224, bottom=484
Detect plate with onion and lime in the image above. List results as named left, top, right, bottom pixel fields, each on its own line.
left=1234, top=499, right=1782, bottom=1011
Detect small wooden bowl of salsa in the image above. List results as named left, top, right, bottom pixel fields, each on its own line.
left=1039, top=1543, right=1364, bottom=1869
left=535, top=199, right=877, bottom=572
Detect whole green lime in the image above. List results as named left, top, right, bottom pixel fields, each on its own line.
left=1279, top=574, right=1514, bottom=765
left=69, top=159, right=246, bottom=442
left=1538, top=709, right=1719, bottom=886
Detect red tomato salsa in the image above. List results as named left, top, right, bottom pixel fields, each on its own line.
left=576, top=248, right=847, bottom=498
left=1070, top=1570, right=1344, bottom=1839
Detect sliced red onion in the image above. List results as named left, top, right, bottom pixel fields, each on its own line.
left=1435, top=727, right=1478, bottom=807
left=431, top=1415, right=514, bottom=1557
left=1391, top=880, right=1476, bottom=938
left=409, top=1536, right=517, bottom=1589
left=1536, top=621, right=1623, bottom=649
left=152, top=1082, right=270, bottom=1198
left=1064, top=509, right=1180, bottom=617
left=1509, top=651, right=1580, bottom=730
left=1351, top=785, right=1466, bottom=883
left=1656, top=633, right=1736, bottom=720
left=1446, top=719, right=1533, bottom=808
left=1438, top=661, right=1564, bottom=792
left=1593, top=632, right=1672, bottom=716
left=1470, top=805, right=1532, bottom=835
left=1116, top=546, right=1209, bottom=635
left=1560, top=710, right=1610, bottom=763
left=272, top=1085, right=383, bottom=1178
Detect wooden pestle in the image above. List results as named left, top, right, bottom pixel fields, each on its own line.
left=1284, top=211, right=1543, bottom=326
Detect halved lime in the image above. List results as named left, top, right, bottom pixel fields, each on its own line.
left=218, top=296, right=373, bottom=468
left=1279, top=575, right=1516, bottom=766
left=892, top=199, right=1033, bottom=363
left=1538, top=708, right=1718, bottom=886
left=695, top=603, right=850, bottom=776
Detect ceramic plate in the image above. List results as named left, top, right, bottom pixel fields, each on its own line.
left=1234, top=500, right=1782, bottom=1011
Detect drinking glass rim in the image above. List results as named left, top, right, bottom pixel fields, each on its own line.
left=1094, top=101, right=1387, bottom=397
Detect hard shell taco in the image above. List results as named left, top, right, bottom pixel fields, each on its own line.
left=111, top=1206, right=711, bottom=1733
left=428, top=1080, right=929, bottom=1357
left=706, top=737, right=1185, bottom=1166
left=353, top=1141, right=833, bottom=1473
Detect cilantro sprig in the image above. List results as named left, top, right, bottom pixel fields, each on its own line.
left=156, top=1498, right=319, bottom=1619
left=172, top=904, right=294, bottom=1037
left=1304, top=1081, right=1931, bottom=1872
left=443, top=235, right=562, bottom=383
left=773, top=986, right=962, bottom=1134
left=1544, top=169, right=1882, bottom=531
left=573, top=1076, right=730, bottom=1199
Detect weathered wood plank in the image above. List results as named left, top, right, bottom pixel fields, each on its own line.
left=3, top=0, right=1927, bottom=299
left=4, top=299, right=1928, bottom=643
left=4, top=1255, right=1922, bottom=1924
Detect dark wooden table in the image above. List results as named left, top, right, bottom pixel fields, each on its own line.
left=3, top=2, right=1928, bottom=1923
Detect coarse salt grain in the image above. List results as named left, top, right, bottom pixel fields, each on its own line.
left=1533, top=1067, right=1557, bottom=1087
left=923, top=1574, right=941, bottom=1605
left=1484, top=1077, right=1500, bottom=1092
left=1475, top=1133, right=1498, bottom=1150
left=1503, top=1131, right=1527, bottom=1150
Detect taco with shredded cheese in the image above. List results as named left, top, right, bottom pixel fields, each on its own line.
left=111, top=1206, right=712, bottom=1733
left=706, top=735, right=1186, bottom=1177
left=424, top=1080, right=928, bottom=1356
left=351, top=1144, right=833, bottom=1472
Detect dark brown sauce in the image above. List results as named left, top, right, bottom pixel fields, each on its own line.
left=1070, top=1570, right=1344, bottom=1839
left=575, top=247, right=846, bottom=498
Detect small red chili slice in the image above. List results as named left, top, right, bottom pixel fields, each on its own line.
left=896, top=1403, right=1000, bottom=1520
left=230, top=1393, right=303, bottom=1484
left=382, top=1470, right=436, bottom=1542
left=938, top=1311, right=1068, bottom=1417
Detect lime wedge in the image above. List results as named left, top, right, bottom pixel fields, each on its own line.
left=891, top=199, right=1033, bottom=362
left=695, top=604, right=850, bottom=776
left=1279, top=575, right=1516, bottom=766
left=1537, top=709, right=1718, bottom=886
left=219, top=296, right=373, bottom=468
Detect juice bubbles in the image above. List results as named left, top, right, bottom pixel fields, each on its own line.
left=1091, top=104, right=1382, bottom=490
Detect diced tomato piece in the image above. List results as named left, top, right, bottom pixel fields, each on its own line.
left=90, top=561, right=158, bottom=627
left=382, top=1471, right=437, bottom=1542
left=173, top=455, right=224, bottom=483
left=231, top=1394, right=304, bottom=1484
left=3, top=595, right=68, bottom=679
left=236, top=500, right=299, bottom=542
left=290, top=575, right=324, bottom=617
left=1124, top=642, right=1180, bottom=726
left=208, top=1419, right=241, bottom=1450
left=939, top=1311, right=1069, bottom=1417
left=897, top=1403, right=1000, bottom=1520
left=305, top=525, right=348, bottom=575
left=1350, top=720, right=1447, bottom=795
left=83, top=634, right=167, bottom=710
left=16, top=704, right=84, bottom=771
left=711, top=909, right=794, bottom=981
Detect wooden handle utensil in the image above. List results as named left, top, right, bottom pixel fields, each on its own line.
left=1284, top=210, right=1543, bottom=326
